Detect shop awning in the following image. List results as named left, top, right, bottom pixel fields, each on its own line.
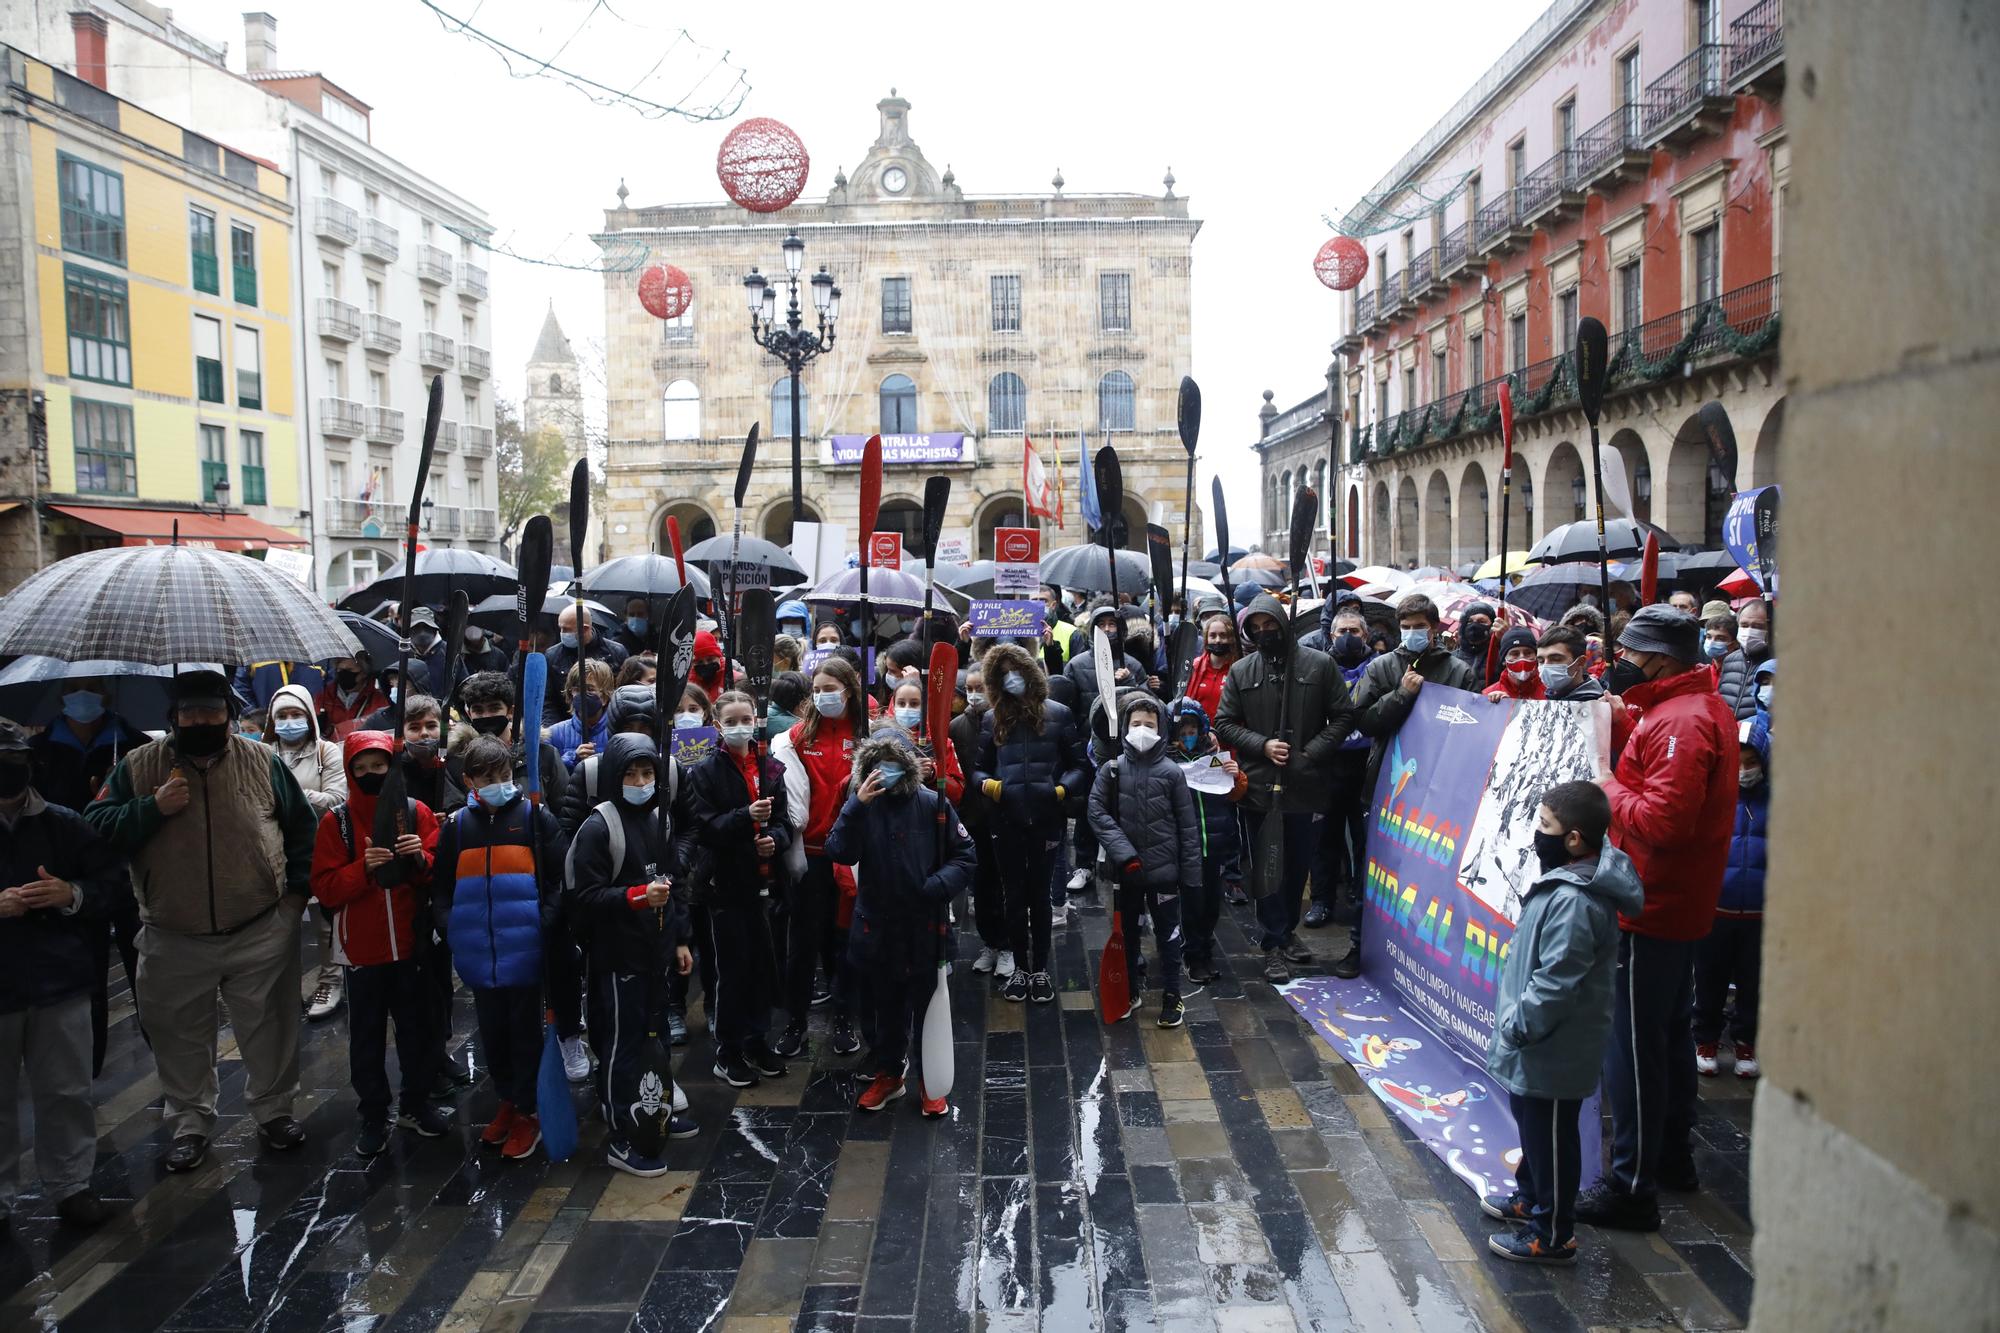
left=49, top=504, right=308, bottom=550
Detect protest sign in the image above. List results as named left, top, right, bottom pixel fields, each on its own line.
left=671, top=725, right=719, bottom=769
left=993, top=527, right=1041, bottom=595
left=968, top=600, right=1046, bottom=639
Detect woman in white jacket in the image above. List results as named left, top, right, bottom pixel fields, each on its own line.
left=268, top=682, right=349, bottom=1019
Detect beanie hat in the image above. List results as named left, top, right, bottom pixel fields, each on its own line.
left=1618, top=605, right=1702, bottom=664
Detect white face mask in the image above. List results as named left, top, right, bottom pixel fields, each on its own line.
left=722, top=723, right=757, bottom=749
left=673, top=712, right=703, bottom=731
left=893, top=705, right=922, bottom=729
left=1126, top=724, right=1160, bottom=753
left=965, top=691, right=986, bottom=709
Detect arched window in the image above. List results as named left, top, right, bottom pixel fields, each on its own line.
left=1097, top=371, right=1135, bottom=433
left=988, top=372, right=1026, bottom=434
left=771, top=376, right=810, bottom=439
left=663, top=379, right=700, bottom=441
left=1314, top=460, right=1328, bottom=526
left=548, top=374, right=563, bottom=394
left=880, top=374, right=917, bottom=434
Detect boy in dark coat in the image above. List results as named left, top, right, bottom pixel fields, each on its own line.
left=1694, top=714, right=1768, bottom=1080
left=1089, top=694, right=1203, bottom=1028
left=1165, top=697, right=1245, bottom=986
left=826, top=731, right=976, bottom=1116
left=567, top=733, right=696, bottom=1174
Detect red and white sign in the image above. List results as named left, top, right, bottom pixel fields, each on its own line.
left=993, top=526, right=1041, bottom=595
left=866, top=531, right=904, bottom=570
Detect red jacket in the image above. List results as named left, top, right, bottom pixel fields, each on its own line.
left=1184, top=650, right=1232, bottom=722
left=1602, top=669, right=1740, bottom=941
left=791, top=715, right=857, bottom=854
left=310, top=732, right=440, bottom=965
left=319, top=680, right=390, bottom=739
left=1484, top=665, right=1546, bottom=701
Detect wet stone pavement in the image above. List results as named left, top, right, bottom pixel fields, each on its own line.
left=0, top=893, right=1756, bottom=1332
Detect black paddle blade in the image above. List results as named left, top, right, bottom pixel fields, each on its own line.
left=1576, top=316, right=1610, bottom=425
left=739, top=587, right=775, bottom=702
left=1093, top=446, right=1125, bottom=546
left=921, top=476, right=951, bottom=564
left=1146, top=523, right=1175, bottom=611
left=371, top=762, right=409, bottom=887
left=1698, top=401, right=1740, bottom=493
left=1177, top=376, right=1201, bottom=455
left=567, top=459, right=591, bottom=574
left=1169, top=621, right=1200, bottom=696
left=1288, top=488, right=1318, bottom=581
left=657, top=585, right=697, bottom=717
left=735, top=422, right=761, bottom=509
left=517, top=515, right=554, bottom=630
left=1253, top=810, right=1285, bottom=901
left=411, top=376, right=444, bottom=529
left=614, top=1044, right=674, bottom=1159
left=441, top=588, right=470, bottom=706
left=1211, top=475, right=1232, bottom=595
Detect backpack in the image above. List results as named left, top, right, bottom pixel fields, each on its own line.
left=564, top=801, right=626, bottom=895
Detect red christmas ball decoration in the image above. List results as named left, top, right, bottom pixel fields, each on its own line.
left=638, top=263, right=693, bottom=321
left=716, top=117, right=810, bottom=214
left=1314, top=236, right=1369, bottom=292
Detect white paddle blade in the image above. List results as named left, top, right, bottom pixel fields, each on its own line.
left=921, top=966, right=954, bottom=1098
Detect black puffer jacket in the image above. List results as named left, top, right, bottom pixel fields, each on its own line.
left=565, top=734, right=687, bottom=976
left=1714, top=648, right=1757, bottom=721
left=1087, top=695, right=1201, bottom=891
left=948, top=701, right=992, bottom=830
left=973, top=643, right=1090, bottom=830
left=1214, top=593, right=1357, bottom=813
left=0, top=795, right=125, bottom=1014
left=686, top=740, right=792, bottom=904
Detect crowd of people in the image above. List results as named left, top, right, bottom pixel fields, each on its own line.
left=0, top=566, right=1773, bottom=1271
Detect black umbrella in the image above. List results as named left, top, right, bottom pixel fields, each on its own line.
left=579, top=553, right=712, bottom=604
left=931, top=561, right=1000, bottom=598
left=681, top=534, right=808, bottom=585
left=337, top=548, right=517, bottom=612
left=0, top=657, right=219, bottom=732
left=1203, top=546, right=1250, bottom=564
left=1039, top=543, right=1152, bottom=596
left=1528, top=517, right=1678, bottom=565
left=466, top=590, right=617, bottom=635
left=338, top=611, right=402, bottom=665
left=1674, top=549, right=1740, bottom=575
left=1509, top=563, right=1635, bottom=621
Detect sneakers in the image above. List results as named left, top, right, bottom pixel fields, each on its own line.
left=1695, top=1042, right=1720, bottom=1076
left=667, top=1009, right=689, bottom=1047
left=258, top=1116, right=306, bottom=1152
left=668, top=1112, right=700, bottom=1140
left=560, top=1033, right=592, bottom=1082
left=995, top=950, right=1017, bottom=978
left=481, top=1101, right=518, bottom=1147
left=972, top=947, right=999, bottom=974
left=1185, top=957, right=1221, bottom=986
left=1329, top=944, right=1361, bottom=980
left=713, top=1053, right=758, bottom=1088
left=355, top=1121, right=390, bottom=1159
left=399, top=1102, right=451, bottom=1138
left=306, top=968, right=344, bottom=1021
left=671, top=1081, right=689, bottom=1114
left=1487, top=1229, right=1577, bottom=1265
left=1029, top=972, right=1055, bottom=1004
left=857, top=1073, right=906, bottom=1112
left=1573, top=1183, right=1660, bottom=1232
left=773, top=1019, right=808, bottom=1059
left=1301, top=902, right=1333, bottom=929
left=1280, top=933, right=1314, bottom=965
left=1262, top=948, right=1292, bottom=985
left=163, top=1134, right=208, bottom=1173
left=743, top=1042, right=788, bottom=1080
left=1066, top=868, right=1093, bottom=892
left=607, top=1138, right=668, bottom=1178
left=1157, top=992, right=1185, bottom=1028
left=809, top=983, right=835, bottom=1009
left=1001, top=971, right=1029, bottom=1003
left=500, top=1113, right=542, bottom=1160
left=919, top=1083, right=949, bottom=1118
left=1479, top=1192, right=1532, bottom=1222
left=1734, top=1043, right=1760, bottom=1079
left=1049, top=903, right=1069, bottom=927
left=1224, top=882, right=1249, bottom=906
left=830, top=1012, right=860, bottom=1056
left=55, top=1189, right=109, bottom=1229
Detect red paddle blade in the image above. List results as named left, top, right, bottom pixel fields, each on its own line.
left=1498, top=381, right=1516, bottom=469
left=665, top=515, right=686, bottom=582
left=925, top=642, right=955, bottom=767
left=1099, top=910, right=1131, bottom=1023
left=859, top=435, right=883, bottom=539
left=1641, top=532, right=1661, bottom=606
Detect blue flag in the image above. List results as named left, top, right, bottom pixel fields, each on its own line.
left=537, top=1020, right=579, bottom=1161
left=1077, top=428, right=1100, bottom=531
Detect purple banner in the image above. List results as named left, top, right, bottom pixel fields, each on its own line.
left=830, top=433, right=965, bottom=465
left=671, top=725, right=719, bottom=770
left=968, top=600, right=1046, bottom=639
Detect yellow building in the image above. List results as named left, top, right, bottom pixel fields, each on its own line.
left=0, top=44, right=305, bottom=589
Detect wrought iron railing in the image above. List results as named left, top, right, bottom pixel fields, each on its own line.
left=1729, top=0, right=1783, bottom=80
left=1474, top=190, right=1520, bottom=248
left=1439, top=223, right=1469, bottom=273
left=1518, top=148, right=1578, bottom=217
left=1573, top=107, right=1648, bottom=183
left=1354, top=291, right=1378, bottom=330
left=1381, top=271, right=1405, bottom=311
left=1643, top=44, right=1729, bottom=136
left=1407, top=250, right=1433, bottom=293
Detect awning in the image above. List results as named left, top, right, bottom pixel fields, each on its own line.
left=48, top=504, right=308, bottom=550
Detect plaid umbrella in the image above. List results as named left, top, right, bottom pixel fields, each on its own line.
left=0, top=545, right=360, bottom=665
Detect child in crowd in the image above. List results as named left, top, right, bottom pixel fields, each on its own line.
left=951, top=665, right=1009, bottom=980
left=884, top=674, right=963, bottom=803
left=1695, top=715, right=1768, bottom=1079
left=1484, top=627, right=1546, bottom=701
left=432, top=736, right=566, bottom=1161
left=1166, top=698, right=1245, bottom=987
left=1482, top=780, right=1642, bottom=1264
left=1088, top=694, right=1203, bottom=1028
left=550, top=660, right=614, bottom=770
left=310, top=731, right=447, bottom=1155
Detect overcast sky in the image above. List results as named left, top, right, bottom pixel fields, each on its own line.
left=156, top=0, right=1545, bottom=546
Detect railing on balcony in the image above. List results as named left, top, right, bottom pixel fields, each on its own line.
left=1407, top=250, right=1434, bottom=295
left=1518, top=148, right=1581, bottom=220
left=363, top=313, right=401, bottom=354
left=1729, top=0, right=1784, bottom=86
left=460, top=345, right=492, bottom=381
left=1474, top=190, right=1524, bottom=251
left=415, top=245, right=455, bottom=285
left=324, top=499, right=402, bottom=537
left=418, top=332, right=456, bottom=369
left=433, top=420, right=459, bottom=453
left=360, top=217, right=400, bottom=262
left=1439, top=223, right=1469, bottom=276
left=464, top=509, right=499, bottom=540
left=316, top=297, right=360, bottom=343
left=458, top=264, right=489, bottom=300
left=1354, top=291, right=1378, bottom=332
left=319, top=398, right=364, bottom=438
left=427, top=503, right=464, bottom=538
left=1573, top=107, right=1651, bottom=187
left=463, top=425, right=495, bottom=458
left=365, top=405, right=405, bottom=444
left=1381, top=272, right=1405, bottom=313
left=1642, top=44, right=1730, bottom=140
left=313, top=197, right=357, bottom=246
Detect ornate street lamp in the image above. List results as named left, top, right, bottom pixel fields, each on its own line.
left=744, top=228, right=840, bottom=542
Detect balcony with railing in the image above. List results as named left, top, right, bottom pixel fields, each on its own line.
left=1382, top=271, right=1409, bottom=317
left=324, top=499, right=402, bottom=538
left=418, top=332, right=457, bottom=370
left=463, top=425, right=495, bottom=458
left=458, top=264, right=489, bottom=301
left=319, top=398, right=364, bottom=439
left=365, top=405, right=405, bottom=444
left=316, top=297, right=360, bottom=343
left=313, top=196, right=357, bottom=246
left=1573, top=106, right=1653, bottom=190
left=433, top=420, right=459, bottom=453
left=1728, top=0, right=1784, bottom=91
left=464, top=509, right=499, bottom=541
left=1518, top=148, right=1585, bottom=225
left=1408, top=249, right=1440, bottom=299
left=415, top=245, right=455, bottom=285
left=1438, top=223, right=1470, bottom=278
left=360, top=217, right=400, bottom=263
left=427, top=503, right=464, bottom=538
left=459, top=345, right=492, bottom=381
left=1354, top=290, right=1379, bottom=334
left=363, top=312, right=401, bottom=354
left=1642, top=44, right=1733, bottom=147
left=1474, top=189, right=1530, bottom=256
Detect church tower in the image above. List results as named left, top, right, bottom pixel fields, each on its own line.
left=523, top=305, right=583, bottom=466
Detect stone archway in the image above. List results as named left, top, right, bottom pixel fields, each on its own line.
left=1665, top=409, right=1731, bottom=546
left=1605, top=427, right=1651, bottom=522
left=1370, top=481, right=1392, bottom=565
left=1423, top=470, right=1452, bottom=568
left=759, top=498, right=822, bottom=543
left=1394, top=475, right=1419, bottom=567
left=1543, top=442, right=1587, bottom=531
left=1456, top=461, right=1491, bottom=567
left=656, top=501, right=717, bottom=552
left=1752, top=398, right=1785, bottom=488
left=1346, top=485, right=1362, bottom=559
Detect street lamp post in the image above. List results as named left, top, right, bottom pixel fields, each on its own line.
left=744, top=229, right=840, bottom=543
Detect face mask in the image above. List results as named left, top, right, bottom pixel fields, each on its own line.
left=1738, top=766, right=1763, bottom=788
left=1539, top=662, right=1572, bottom=695
left=335, top=669, right=359, bottom=692
left=965, top=691, right=986, bottom=709
left=1703, top=638, right=1729, bottom=661
left=898, top=619, right=916, bottom=635
left=894, top=705, right=922, bottom=729
left=874, top=763, right=906, bottom=787
left=61, top=691, right=105, bottom=724
left=1505, top=660, right=1536, bottom=681
left=413, top=630, right=437, bottom=649
left=723, top=723, right=757, bottom=749
left=1609, top=657, right=1648, bottom=694
left=623, top=782, right=656, bottom=806
left=626, top=617, right=648, bottom=637
left=1254, top=628, right=1286, bottom=659
left=813, top=690, right=845, bottom=717
left=674, top=712, right=704, bottom=731
left=1331, top=633, right=1369, bottom=666
left=1180, top=733, right=1202, bottom=754
left=176, top=722, right=229, bottom=758
left=1740, top=628, right=1770, bottom=656
left=1126, top=725, right=1160, bottom=753
left=0, top=765, right=30, bottom=799
left=1460, top=621, right=1491, bottom=649
left=1401, top=627, right=1431, bottom=654
left=1757, top=684, right=1773, bottom=710
left=576, top=693, right=604, bottom=718
left=387, top=685, right=401, bottom=704
left=405, top=738, right=442, bottom=768
left=274, top=718, right=311, bottom=743
left=1002, top=673, right=1027, bottom=697
left=353, top=770, right=388, bottom=796
left=471, top=714, right=510, bottom=737
left=1206, top=641, right=1232, bottom=661
left=478, top=780, right=519, bottom=807
left=560, top=632, right=580, bottom=650
left=1533, top=829, right=1572, bottom=873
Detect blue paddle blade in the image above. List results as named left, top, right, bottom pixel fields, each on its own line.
left=521, top=651, right=547, bottom=799
left=538, top=1021, right=579, bottom=1161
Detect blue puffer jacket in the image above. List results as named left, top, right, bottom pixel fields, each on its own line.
left=435, top=790, right=563, bottom=989
left=1719, top=715, right=1770, bottom=915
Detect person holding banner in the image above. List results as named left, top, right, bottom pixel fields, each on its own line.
left=1165, top=698, right=1243, bottom=988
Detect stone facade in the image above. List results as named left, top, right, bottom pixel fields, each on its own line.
left=596, top=94, right=1201, bottom=563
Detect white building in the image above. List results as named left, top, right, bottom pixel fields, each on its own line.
left=0, top=4, right=499, bottom=597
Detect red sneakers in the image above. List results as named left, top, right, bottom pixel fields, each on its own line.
left=919, top=1083, right=948, bottom=1118
left=481, top=1101, right=517, bottom=1147
left=1694, top=1042, right=1720, bottom=1076
left=500, top=1112, right=542, bottom=1159
left=857, top=1074, right=906, bottom=1112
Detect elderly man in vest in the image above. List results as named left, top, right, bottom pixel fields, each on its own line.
left=87, top=670, right=319, bottom=1173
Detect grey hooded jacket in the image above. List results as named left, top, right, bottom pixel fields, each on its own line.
left=1213, top=593, right=1356, bottom=813
left=1087, top=693, right=1202, bottom=891
left=1485, top=843, right=1645, bottom=1101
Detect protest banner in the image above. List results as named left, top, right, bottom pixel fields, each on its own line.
left=1724, top=486, right=1780, bottom=596
left=935, top=529, right=972, bottom=565
left=993, top=527, right=1040, bottom=596
left=671, top=725, right=719, bottom=769
left=968, top=600, right=1046, bottom=639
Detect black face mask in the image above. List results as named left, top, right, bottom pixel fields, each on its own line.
left=1533, top=829, right=1572, bottom=873
left=470, top=714, right=510, bottom=738
left=1255, top=628, right=1287, bottom=660
left=404, top=739, right=442, bottom=769
left=1332, top=633, right=1369, bottom=667
left=1206, top=640, right=1232, bottom=661
left=413, top=630, right=437, bottom=649
left=176, top=722, right=229, bottom=759
left=0, top=764, right=30, bottom=798
left=1460, top=621, right=1492, bottom=650
left=353, top=770, right=388, bottom=796
left=1609, top=657, right=1648, bottom=695
left=335, top=669, right=360, bottom=692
